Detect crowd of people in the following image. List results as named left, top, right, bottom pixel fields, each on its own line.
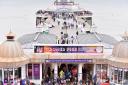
left=36, top=11, right=91, bottom=44
left=40, top=64, right=95, bottom=85
left=41, top=65, right=77, bottom=85
left=0, top=78, right=35, bottom=85
left=51, top=12, right=87, bottom=44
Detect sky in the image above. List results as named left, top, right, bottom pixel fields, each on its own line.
left=0, top=0, right=128, bottom=42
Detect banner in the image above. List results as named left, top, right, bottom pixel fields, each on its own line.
left=34, top=45, right=103, bottom=53
left=46, top=59, right=93, bottom=63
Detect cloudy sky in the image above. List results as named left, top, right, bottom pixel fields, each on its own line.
left=0, top=0, right=128, bottom=42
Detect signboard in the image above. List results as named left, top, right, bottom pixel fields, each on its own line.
left=34, top=45, right=103, bottom=53
left=45, top=59, right=93, bottom=63
left=33, top=64, right=40, bottom=79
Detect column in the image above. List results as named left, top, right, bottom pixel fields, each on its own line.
left=93, top=64, right=97, bottom=85
left=78, top=63, right=83, bottom=82
left=13, top=68, right=15, bottom=84
left=122, top=69, right=124, bottom=84
left=40, top=64, right=42, bottom=81
left=54, top=63, right=58, bottom=80
left=26, top=64, right=28, bottom=77
left=101, top=64, right=103, bottom=83
left=113, top=68, right=115, bottom=83
left=109, top=66, right=112, bottom=83
left=21, top=65, right=26, bottom=79
left=93, top=64, right=96, bottom=77
left=117, top=69, right=119, bottom=84
left=2, top=68, right=4, bottom=82
left=107, top=65, right=110, bottom=77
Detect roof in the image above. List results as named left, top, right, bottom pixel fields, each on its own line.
left=18, top=32, right=57, bottom=45
left=107, top=33, right=128, bottom=67
left=112, top=32, right=128, bottom=59
left=112, top=40, right=128, bottom=58
left=0, top=32, right=30, bottom=68
left=77, top=32, right=117, bottom=46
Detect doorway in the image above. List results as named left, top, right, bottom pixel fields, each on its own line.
left=82, top=64, right=93, bottom=84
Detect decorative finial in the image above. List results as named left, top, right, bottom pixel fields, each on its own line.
left=122, top=31, right=128, bottom=40
left=6, top=29, right=15, bottom=41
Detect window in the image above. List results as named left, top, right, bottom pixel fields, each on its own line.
left=4, top=69, right=13, bottom=83
left=27, top=64, right=40, bottom=80
left=96, top=64, right=108, bottom=79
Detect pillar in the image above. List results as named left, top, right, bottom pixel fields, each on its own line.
left=93, top=64, right=96, bottom=77
left=109, top=66, right=112, bottom=83
left=117, top=68, right=119, bottom=84
left=113, top=68, right=115, bottom=83
left=40, top=64, right=42, bottom=81
left=21, top=65, right=26, bottom=79
left=78, top=63, right=83, bottom=82
left=13, top=68, right=15, bottom=84
left=101, top=64, right=103, bottom=82
left=107, top=65, right=110, bottom=77
left=122, top=69, right=124, bottom=84
left=54, top=63, right=58, bottom=80
left=2, top=68, right=4, bottom=82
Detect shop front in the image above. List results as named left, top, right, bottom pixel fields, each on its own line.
left=27, top=44, right=107, bottom=84
left=26, top=58, right=110, bottom=85
left=27, top=59, right=94, bottom=84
